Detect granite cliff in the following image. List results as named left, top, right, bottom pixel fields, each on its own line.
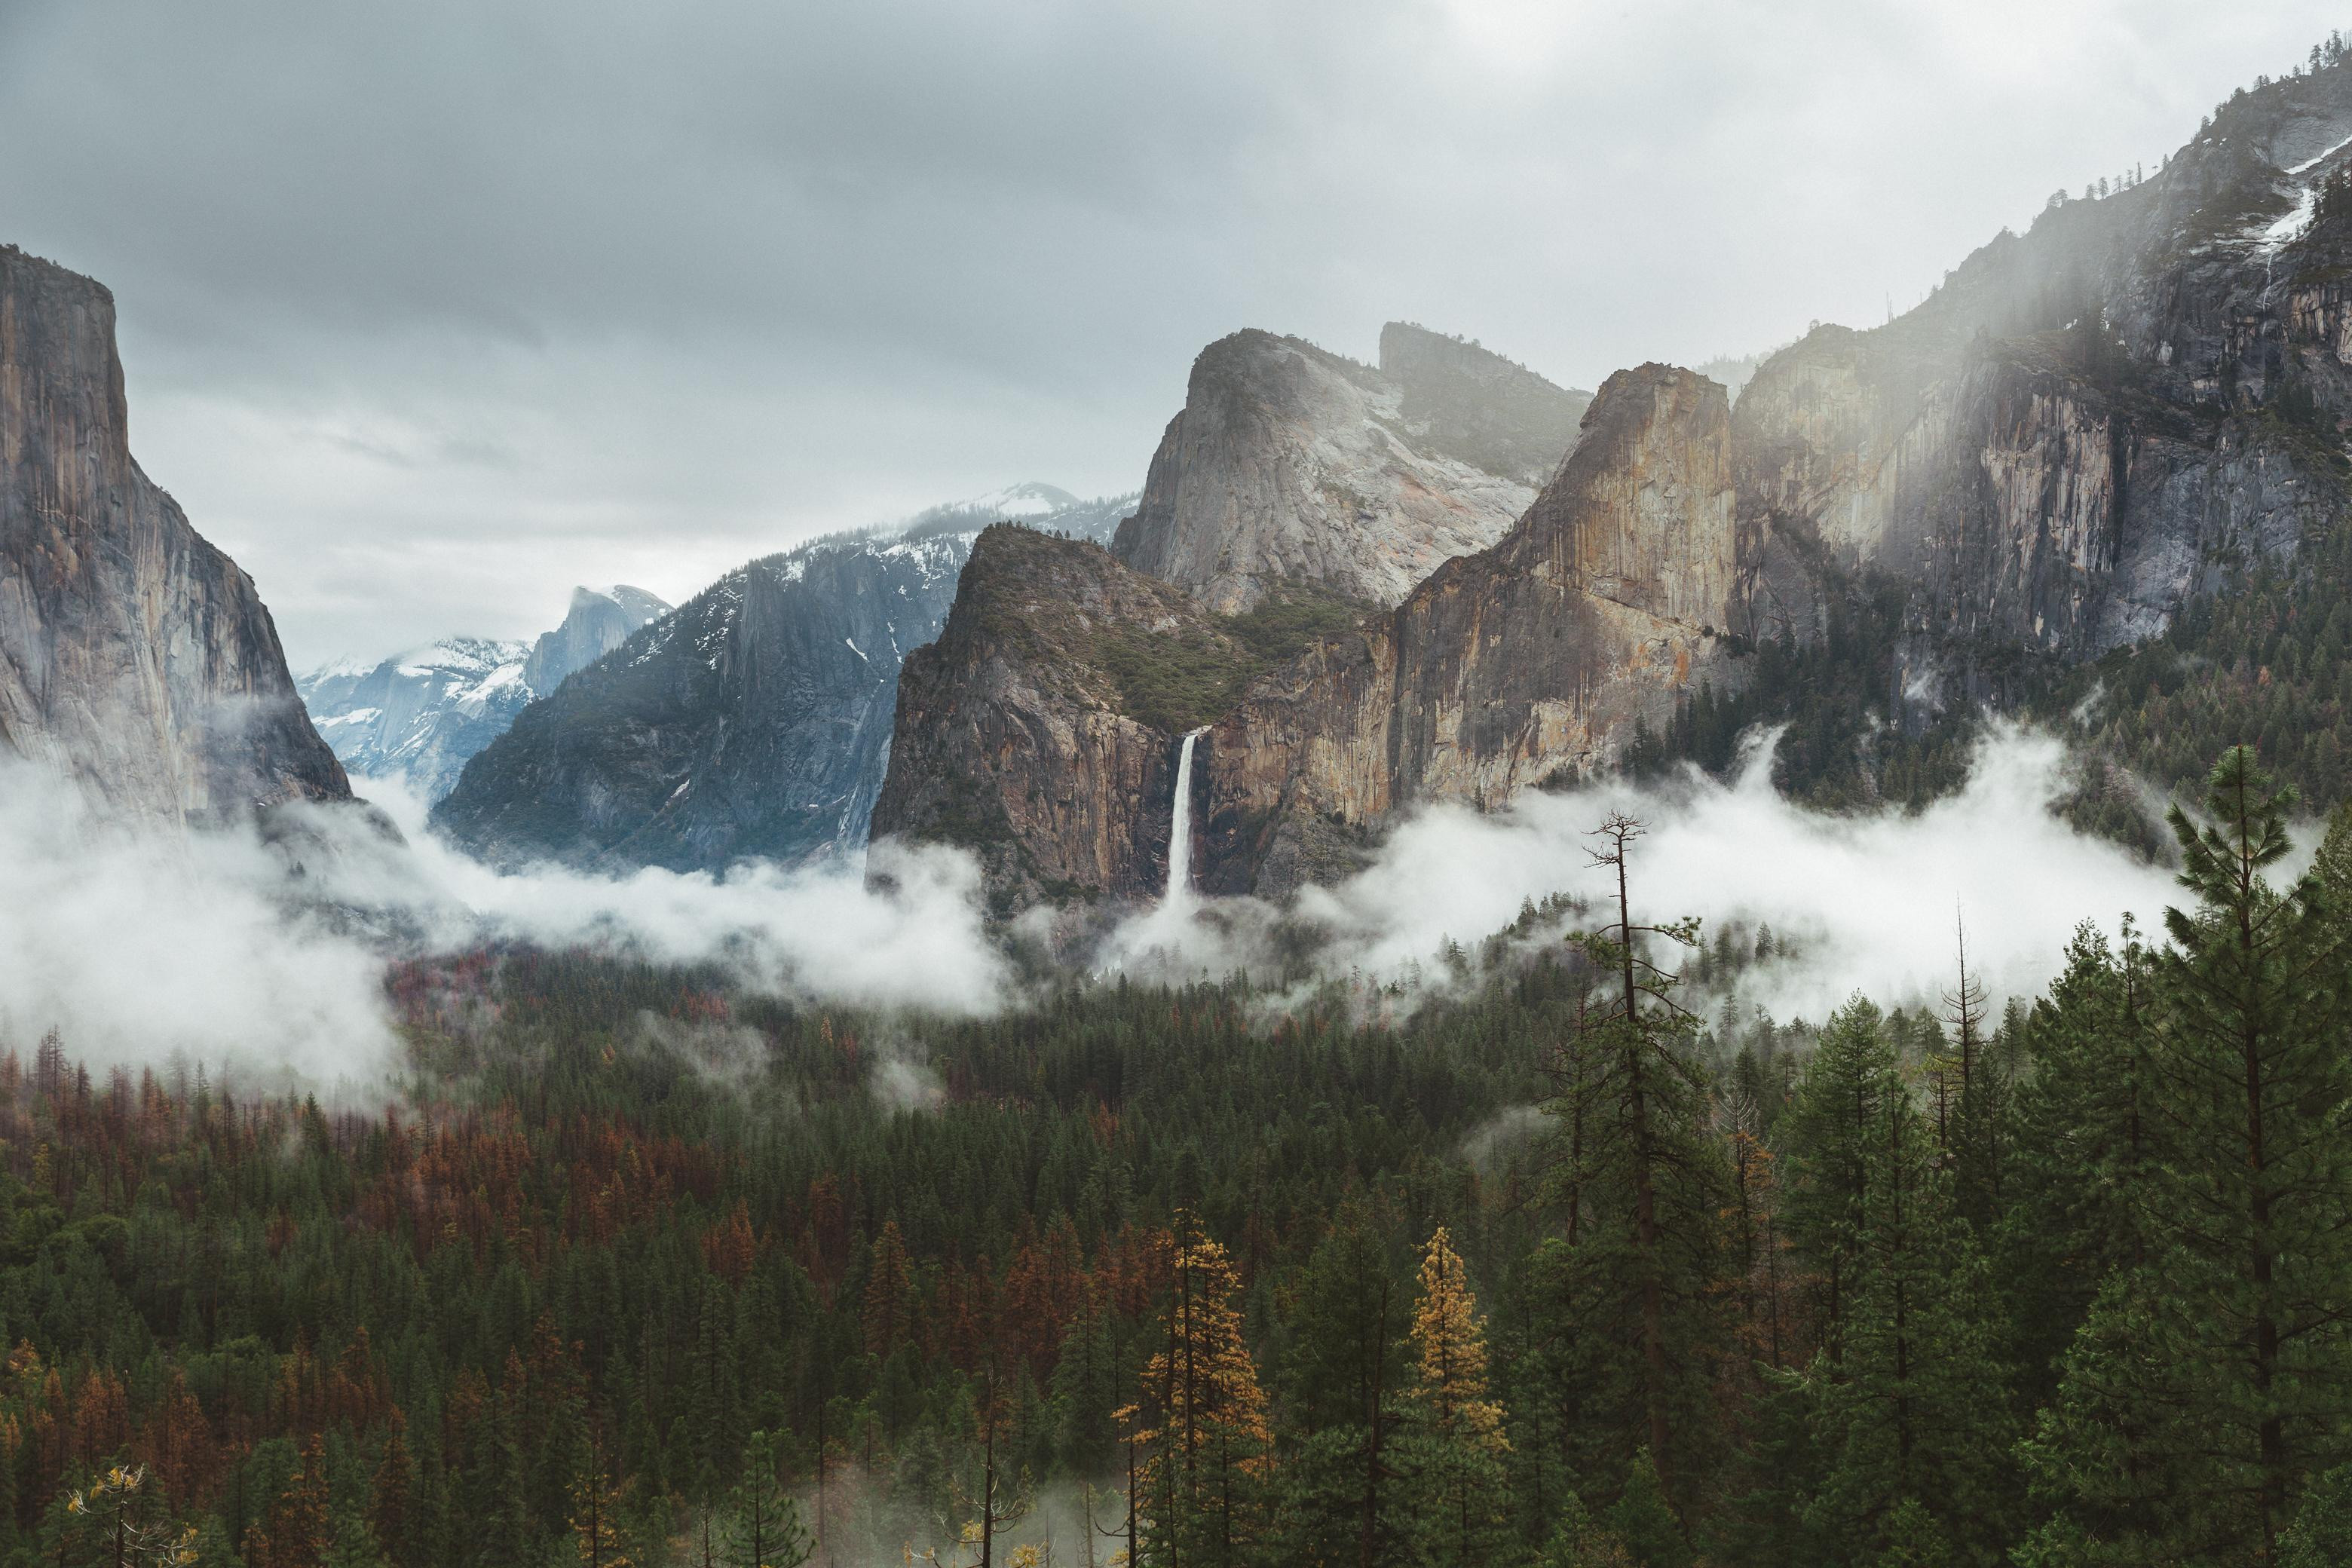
left=1110, top=323, right=1589, bottom=612
left=522, top=585, right=672, bottom=697
left=432, top=491, right=1132, bottom=871
left=1196, top=364, right=1741, bottom=895
left=877, top=60, right=2352, bottom=911
left=868, top=525, right=1251, bottom=913
left=0, top=245, right=348, bottom=823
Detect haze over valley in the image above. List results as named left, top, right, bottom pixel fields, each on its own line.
left=5, top=8, right=2352, bottom=1566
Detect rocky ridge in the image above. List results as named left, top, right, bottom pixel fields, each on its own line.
left=296, top=584, right=669, bottom=802
left=878, top=60, right=2352, bottom=910
left=432, top=489, right=1132, bottom=871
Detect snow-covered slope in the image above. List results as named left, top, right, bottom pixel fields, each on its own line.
left=298, top=638, right=534, bottom=801
left=299, top=585, right=669, bottom=801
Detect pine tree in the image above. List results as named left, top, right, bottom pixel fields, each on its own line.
left=1802, top=1069, right=2014, bottom=1566
left=568, top=1426, right=633, bottom=1568
left=61, top=1464, right=199, bottom=1568
left=369, top=1415, right=418, bottom=1568
left=718, top=1431, right=808, bottom=1568
left=1605, top=1449, right=1687, bottom=1568
left=1398, top=1227, right=1510, bottom=1568
left=1132, top=1217, right=1272, bottom=1568
left=1267, top=1209, right=1410, bottom=1568
left=2279, top=1463, right=2352, bottom=1567
left=954, top=1367, right=1031, bottom=1568
left=2023, top=749, right=2352, bottom=1562
left=1997, top=921, right=2154, bottom=1408
left=1532, top=815, right=1733, bottom=1502
left=1943, top=920, right=2016, bottom=1236
left=862, top=1221, right=915, bottom=1359
left=1778, top=998, right=1900, bottom=1362
left=251, top=1439, right=330, bottom=1568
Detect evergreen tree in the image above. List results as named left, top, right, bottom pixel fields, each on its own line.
left=2024, top=749, right=2352, bottom=1562
left=718, top=1430, right=809, bottom=1568
left=1802, top=1070, right=2014, bottom=1566
left=1777, top=998, right=1900, bottom=1362
left=1398, top=1227, right=1509, bottom=1568
left=1997, top=922, right=2154, bottom=1407
left=1532, top=815, right=1733, bottom=1503
left=1132, top=1217, right=1272, bottom=1568
left=1267, top=1208, right=1410, bottom=1568
left=1605, top=1449, right=1687, bottom=1568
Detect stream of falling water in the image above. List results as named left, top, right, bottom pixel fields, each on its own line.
left=1165, top=727, right=1208, bottom=907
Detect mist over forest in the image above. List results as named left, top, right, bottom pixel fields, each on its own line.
left=7, top=6, right=2352, bottom=1568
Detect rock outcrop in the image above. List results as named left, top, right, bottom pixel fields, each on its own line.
left=433, top=492, right=1133, bottom=871
left=1110, top=325, right=1589, bottom=612
left=869, top=525, right=1251, bottom=913
left=1197, top=365, right=1742, bottom=895
left=0, top=245, right=348, bottom=822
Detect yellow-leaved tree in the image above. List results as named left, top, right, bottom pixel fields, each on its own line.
left=1129, top=1215, right=1270, bottom=1568
left=1404, top=1227, right=1510, bottom=1568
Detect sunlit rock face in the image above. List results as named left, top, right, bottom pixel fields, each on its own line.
left=0, top=244, right=348, bottom=824
left=1200, top=364, right=1744, bottom=896
left=1112, top=324, right=1589, bottom=613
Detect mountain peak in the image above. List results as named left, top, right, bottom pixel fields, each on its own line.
left=1110, top=320, right=1589, bottom=611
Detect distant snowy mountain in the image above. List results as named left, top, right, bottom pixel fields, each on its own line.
left=299, top=585, right=670, bottom=801
left=430, top=485, right=1134, bottom=871
left=523, top=585, right=673, bottom=694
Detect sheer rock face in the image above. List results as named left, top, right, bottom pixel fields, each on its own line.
left=1198, top=365, right=1741, bottom=896
left=869, top=525, right=1242, bottom=912
left=433, top=534, right=972, bottom=872
left=431, top=495, right=1132, bottom=874
left=522, top=585, right=672, bottom=697
left=1110, top=326, right=1588, bottom=613
left=0, top=245, right=348, bottom=822
left=1729, top=65, right=2352, bottom=675
left=1732, top=323, right=2320, bottom=668
left=877, top=68, right=2352, bottom=914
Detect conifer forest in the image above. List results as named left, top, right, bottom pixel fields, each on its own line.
left=19, top=10, right=2352, bottom=1568
left=0, top=749, right=2338, bottom=1566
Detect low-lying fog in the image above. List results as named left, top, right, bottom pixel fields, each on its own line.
left=0, top=724, right=2197, bottom=1086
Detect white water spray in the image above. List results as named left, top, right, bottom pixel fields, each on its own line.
left=1165, top=727, right=1208, bottom=908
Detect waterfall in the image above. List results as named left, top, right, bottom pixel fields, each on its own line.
left=1165, top=727, right=1208, bottom=907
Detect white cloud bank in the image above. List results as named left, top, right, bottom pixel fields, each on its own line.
left=1107, top=724, right=2187, bottom=1024
left=0, top=724, right=2199, bottom=1089
left=0, top=765, right=1009, bottom=1086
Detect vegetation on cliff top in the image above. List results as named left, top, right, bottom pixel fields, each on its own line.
left=1095, top=583, right=1370, bottom=733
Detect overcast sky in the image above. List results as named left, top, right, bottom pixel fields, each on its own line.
left=2, top=1, right=2341, bottom=665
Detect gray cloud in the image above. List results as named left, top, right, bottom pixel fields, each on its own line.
left=2, top=0, right=2340, bottom=660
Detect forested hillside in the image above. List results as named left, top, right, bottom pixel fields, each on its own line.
left=0, top=749, right=2343, bottom=1566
